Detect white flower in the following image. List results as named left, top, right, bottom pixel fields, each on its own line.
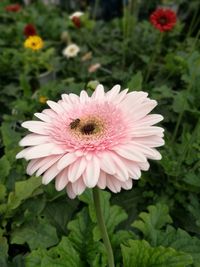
left=69, top=11, right=84, bottom=20
left=62, top=44, right=80, bottom=58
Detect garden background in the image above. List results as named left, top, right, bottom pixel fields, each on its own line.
left=0, top=0, right=200, bottom=266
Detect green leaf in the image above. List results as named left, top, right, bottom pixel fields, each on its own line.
left=0, top=156, right=11, bottom=183
left=6, top=176, right=42, bottom=215
left=121, top=239, right=193, bottom=267
left=26, top=237, right=84, bottom=267
left=157, top=226, right=200, bottom=267
left=80, top=190, right=128, bottom=241
left=11, top=217, right=59, bottom=250
left=68, top=207, right=107, bottom=267
left=42, top=198, right=79, bottom=236
left=0, top=235, right=8, bottom=267
left=132, top=203, right=172, bottom=245
left=127, top=71, right=143, bottom=91
left=0, top=122, right=21, bottom=153
left=0, top=184, right=6, bottom=203
left=173, top=91, right=190, bottom=113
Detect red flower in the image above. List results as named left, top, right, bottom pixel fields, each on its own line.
left=5, top=4, right=21, bottom=12
left=24, top=24, right=37, bottom=37
left=72, top=16, right=81, bottom=28
left=150, top=8, right=177, bottom=32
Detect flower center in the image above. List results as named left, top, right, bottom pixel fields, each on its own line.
left=81, top=122, right=96, bottom=135
left=69, top=116, right=105, bottom=138
left=159, top=16, right=168, bottom=25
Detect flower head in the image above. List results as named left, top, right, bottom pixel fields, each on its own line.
left=5, top=3, right=21, bottom=12
left=63, top=44, right=80, bottom=58
left=39, top=96, right=48, bottom=104
left=72, top=16, right=81, bottom=28
left=150, top=8, right=177, bottom=32
left=69, top=11, right=84, bottom=28
left=69, top=11, right=84, bottom=20
left=88, top=63, right=101, bottom=73
left=24, top=24, right=37, bottom=37
left=16, top=84, right=164, bottom=199
left=24, top=35, right=44, bottom=51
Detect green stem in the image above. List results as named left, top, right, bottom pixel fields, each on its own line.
left=92, top=188, right=115, bottom=267
left=144, top=32, right=163, bottom=83
left=93, top=0, right=100, bottom=20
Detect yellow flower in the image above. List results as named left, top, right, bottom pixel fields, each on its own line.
left=24, top=35, right=44, bottom=51
left=39, top=96, right=48, bottom=104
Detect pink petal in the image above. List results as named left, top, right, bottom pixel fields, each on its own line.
left=21, top=121, right=50, bottom=135
left=36, top=155, right=62, bottom=176
left=133, top=136, right=165, bottom=147
left=130, top=100, right=157, bottom=121
left=80, top=90, right=89, bottom=103
left=111, top=153, right=129, bottom=181
left=92, top=84, right=105, bottom=100
left=55, top=168, right=69, bottom=191
left=120, top=92, right=148, bottom=113
left=68, top=157, right=87, bottom=182
left=57, top=153, right=77, bottom=170
left=97, top=171, right=107, bottom=189
left=47, top=100, right=65, bottom=113
left=113, top=144, right=147, bottom=162
left=71, top=178, right=86, bottom=195
left=19, top=134, right=49, bottom=146
left=106, top=175, right=121, bottom=193
left=113, top=88, right=128, bottom=104
left=34, top=113, right=52, bottom=123
left=42, top=109, right=57, bottom=118
left=83, top=156, right=100, bottom=187
left=121, top=179, right=133, bottom=190
left=26, top=159, right=40, bottom=175
left=16, top=147, right=32, bottom=159
left=66, top=183, right=76, bottom=199
left=99, top=152, right=116, bottom=174
left=106, top=84, right=121, bottom=100
left=42, top=164, right=61, bottom=184
left=23, top=143, right=64, bottom=160
left=134, top=114, right=164, bottom=127
left=131, top=126, right=164, bottom=137
left=69, top=93, right=80, bottom=104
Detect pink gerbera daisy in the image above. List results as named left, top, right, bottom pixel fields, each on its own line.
left=16, top=85, right=164, bottom=199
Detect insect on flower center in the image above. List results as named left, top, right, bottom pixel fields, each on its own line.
left=69, top=117, right=105, bottom=137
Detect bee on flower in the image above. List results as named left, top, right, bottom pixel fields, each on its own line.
left=17, top=84, right=164, bottom=199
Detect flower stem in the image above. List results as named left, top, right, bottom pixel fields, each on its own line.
left=144, top=32, right=163, bottom=83
left=92, top=188, right=115, bottom=267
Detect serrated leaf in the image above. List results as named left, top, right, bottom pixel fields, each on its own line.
left=11, top=218, right=59, bottom=250
left=132, top=203, right=172, bottom=245
left=43, top=198, right=79, bottom=236
left=121, top=239, right=193, bottom=267
left=26, top=237, right=84, bottom=267
left=68, top=207, right=107, bottom=267
left=6, top=176, right=42, bottom=215
left=41, top=237, right=84, bottom=267
left=157, top=226, right=200, bottom=267
left=79, top=190, right=128, bottom=241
